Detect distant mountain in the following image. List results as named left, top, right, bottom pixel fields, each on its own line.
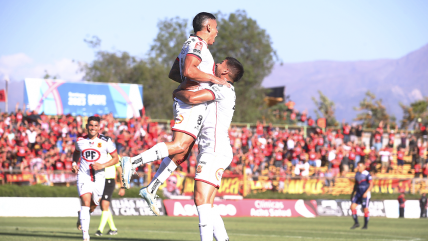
left=262, top=43, right=428, bottom=122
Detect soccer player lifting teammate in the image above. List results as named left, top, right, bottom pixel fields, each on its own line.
left=121, top=12, right=229, bottom=213
left=350, top=162, right=373, bottom=230
left=73, top=116, right=119, bottom=241
left=175, top=57, right=244, bottom=241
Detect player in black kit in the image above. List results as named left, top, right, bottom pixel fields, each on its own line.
left=350, top=162, right=373, bottom=229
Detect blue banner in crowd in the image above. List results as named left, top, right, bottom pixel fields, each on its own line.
left=24, top=78, right=143, bottom=118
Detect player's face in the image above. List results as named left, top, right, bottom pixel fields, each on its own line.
left=86, top=120, right=100, bottom=138
left=207, top=19, right=218, bottom=45
left=357, top=163, right=365, bottom=172
left=215, top=59, right=228, bottom=77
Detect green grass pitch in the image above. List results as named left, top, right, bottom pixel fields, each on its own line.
left=0, top=216, right=426, bottom=241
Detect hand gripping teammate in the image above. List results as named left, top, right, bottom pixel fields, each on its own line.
left=350, top=162, right=373, bottom=230
left=121, top=12, right=229, bottom=214
left=73, top=116, right=119, bottom=241
left=175, top=57, right=243, bottom=241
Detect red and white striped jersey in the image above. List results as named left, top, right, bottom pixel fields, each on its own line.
left=75, top=134, right=116, bottom=181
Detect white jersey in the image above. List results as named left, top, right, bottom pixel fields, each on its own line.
left=75, top=134, right=117, bottom=181
left=177, top=34, right=215, bottom=89
left=197, top=83, right=235, bottom=157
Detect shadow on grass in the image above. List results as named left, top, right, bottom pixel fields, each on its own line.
left=0, top=231, right=188, bottom=241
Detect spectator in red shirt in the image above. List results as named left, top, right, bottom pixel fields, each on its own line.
left=256, top=121, right=264, bottom=137
left=15, top=142, right=29, bottom=165
left=414, top=163, right=421, bottom=178
left=342, top=122, right=351, bottom=143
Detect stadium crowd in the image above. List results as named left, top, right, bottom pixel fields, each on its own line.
left=1, top=105, right=427, bottom=180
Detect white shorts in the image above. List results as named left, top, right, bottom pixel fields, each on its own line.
left=195, top=153, right=232, bottom=188
left=172, top=99, right=207, bottom=139
left=77, top=174, right=105, bottom=206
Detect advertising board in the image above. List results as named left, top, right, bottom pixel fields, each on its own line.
left=23, top=78, right=143, bottom=118
left=317, top=199, right=424, bottom=218
left=163, top=199, right=317, bottom=218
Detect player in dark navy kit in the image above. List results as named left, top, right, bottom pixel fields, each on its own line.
left=350, top=162, right=373, bottom=229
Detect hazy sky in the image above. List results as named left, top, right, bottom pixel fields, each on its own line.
left=1, top=0, right=427, bottom=81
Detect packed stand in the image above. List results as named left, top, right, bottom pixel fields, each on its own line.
left=1, top=105, right=427, bottom=181
left=231, top=121, right=428, bottom=181
left=0, top=106, right=174, bottom=175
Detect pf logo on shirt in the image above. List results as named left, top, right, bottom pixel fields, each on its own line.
left=82, top=149, right=101, bottom=162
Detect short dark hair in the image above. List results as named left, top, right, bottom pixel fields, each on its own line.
left=225, top=57, right=244, bottom=82
left=193, top=12, right=216, bottom=33
left=87, top=116, right=100, bottom=124
left=357, top=161, right=365, bottom=166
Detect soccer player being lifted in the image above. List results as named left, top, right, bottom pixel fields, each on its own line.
left=121, top=12, right=228, bottom=214
left=350, top=162, right=373, bottom=230
left=73, top=116, right=119, bottom=241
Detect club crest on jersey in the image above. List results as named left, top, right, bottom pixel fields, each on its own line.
left=176, top=114, right=184, bottom=124
left=196, top=165, right=203, bottom=173
left=82, top=148, right=101, bottom=162
left=215, top=168, right=224, bottom=181
left=97, top=143, right=102, bottom=148
left=195, top=42, right=203, bottom=51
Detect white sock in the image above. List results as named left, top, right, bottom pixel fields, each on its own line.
left=147, top=157, right=177, bottom=194
left=131, top=142, right=169, bottom=168
left=212, top=206, right=229, bottom=241
left=197, top=204, right=213, bottom=241
left=80, top=206, right=90, bottom=239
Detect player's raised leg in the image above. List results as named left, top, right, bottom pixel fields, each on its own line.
left=121, top=131, right=195, bottom=189
left=140, top=144, right=193, bottom=215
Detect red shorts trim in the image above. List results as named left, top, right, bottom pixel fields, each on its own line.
left=171, top=128, right=197, bottom=139
left=186, top=53, right=202, bottom=62
left=79, top=192, right=91, bottom=197
left=195, top=178, right=219, bottom=189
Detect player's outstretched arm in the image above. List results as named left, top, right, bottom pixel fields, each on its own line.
left=183, top=56, right=230, bottom=87
left=169, top=58, right=182, bottom=83
left=92, top=151, right=119, bottom=171
left=174, top=89, right=214, bottom=105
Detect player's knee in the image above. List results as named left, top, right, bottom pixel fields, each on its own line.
left=194, top=192, right=209, bottom=206
left=170, top=141, right=188, bottom=154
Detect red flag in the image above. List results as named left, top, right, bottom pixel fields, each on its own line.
left=0, top=89, right=6, bottom=102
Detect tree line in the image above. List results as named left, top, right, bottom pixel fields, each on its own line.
left=79, top=10, right=275, bottom=123
left=77, top=10, right=426, bottom=129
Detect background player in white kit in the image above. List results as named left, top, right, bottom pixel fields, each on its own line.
left=72, top=116, right=119, bottom=241
left=175, top=57, right=244, bottom=241
left=121, top=12, right=229, bottom=214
